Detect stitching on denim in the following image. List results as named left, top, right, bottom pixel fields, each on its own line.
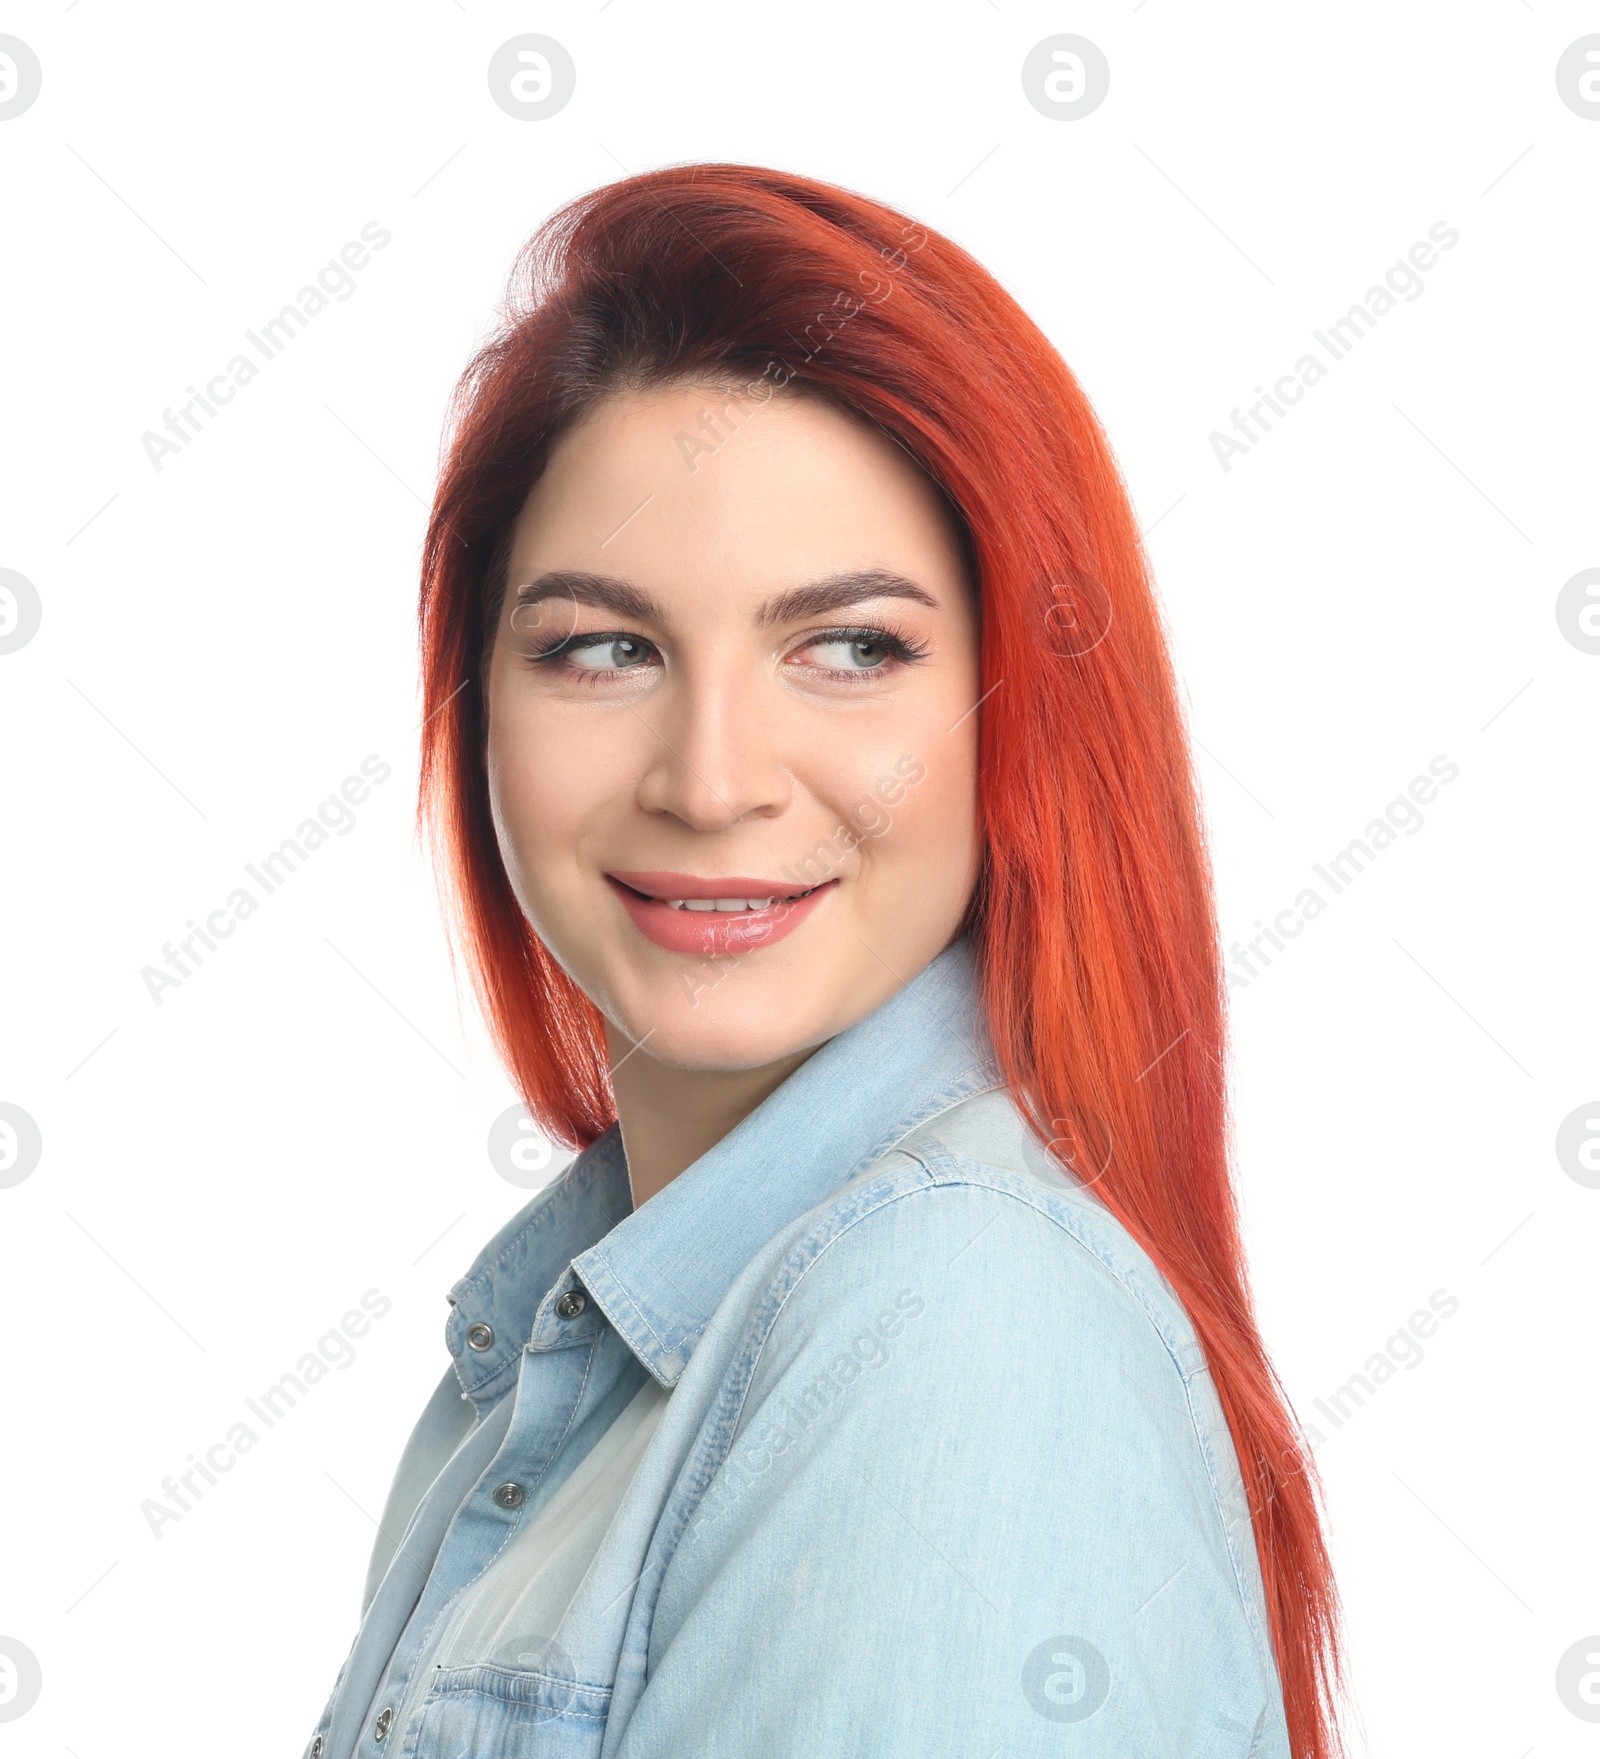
left=1242, top=1699, right=1273, bottom=1758
left=646, top=1095, right=1013, bottom=1560
left=1180, top=1372, right=1282, bottom=1700
left=717, top=1169, right=939, bottom=1447
left=577, top=1248, right=676, bottom=1372
left=425, top=1660, right=612, bottom=1709
left=839, top=1062, right=1005, bottom=1182
left=673, top=1141, right=1276, bottom=1712
left=576, top=1069, right=1004, bottom=1389
left=660, top=1072, right=1003, bottom=1377
left=418, top=1692, right=609, bottom=1726
left=381, top=1335, right=605, bottom=1746
left=456, top=1131, right=621, bottom=1297
left=905, top=1138, right=1280, bottom=1701
left=458, top=1353, right=520, bottom=1402
left=452, top=1155, right=624, bottom=1397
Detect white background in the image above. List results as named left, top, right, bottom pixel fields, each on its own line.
left=1, top=3, right=1595, bottom=1754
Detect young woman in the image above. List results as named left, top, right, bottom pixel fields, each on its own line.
left=305, top=163, right=1347, bottom=1758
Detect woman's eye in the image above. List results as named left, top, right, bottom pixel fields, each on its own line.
left=799, top=635, right=895, bottom=671
left=785, top=626, right=929, bottom=682
left=557, top=635, right=654, bottom=671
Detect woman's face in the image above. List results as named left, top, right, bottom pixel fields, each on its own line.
left=485, top=379, right=982, bottom=1073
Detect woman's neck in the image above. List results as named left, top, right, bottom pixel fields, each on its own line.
left=604, top=1026, right=819, bottom=1208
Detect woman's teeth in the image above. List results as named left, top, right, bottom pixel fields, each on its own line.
left=656, top=884, right=820, bottom=912
left=666, top=897, right=776, bottom=912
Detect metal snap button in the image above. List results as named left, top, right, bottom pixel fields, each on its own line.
left=374, top=1705, right=393, bottom=1741
left=493, top=1481, right=525, bottom=1508
left=466, top=1321, right=494, bottom=1350
left=555, top=1289, right=587, bottom=1318
left=310, top=1738, right=323, bottom=1759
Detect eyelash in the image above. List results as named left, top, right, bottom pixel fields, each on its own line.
left=525, top=623, right=932, bottom=684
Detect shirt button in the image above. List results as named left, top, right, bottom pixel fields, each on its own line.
left=555, top=1289, right=587, bottom=1318
left=373, top=1706, right=393, bottom=1741
left=493, top=1481, right=525, bottom=1508
left=310, top=1739, right=323, bottom=1758
left=466, top=1321, right=494, bottom=1350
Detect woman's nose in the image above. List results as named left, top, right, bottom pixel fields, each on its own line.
left=632, top=669, right=793, bottom=831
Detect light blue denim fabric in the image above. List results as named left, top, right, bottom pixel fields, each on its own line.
left=306, top=937, right=1291, bottom=1758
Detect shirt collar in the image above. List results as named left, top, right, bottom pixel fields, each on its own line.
left=445, top=935, right=999, bottom=1405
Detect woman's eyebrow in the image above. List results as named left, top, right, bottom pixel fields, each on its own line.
left=513, top=572, right=665, bottom=622
left=755, top=570, right=939, bottom=626
left=512, top=567, right=939, bottom=627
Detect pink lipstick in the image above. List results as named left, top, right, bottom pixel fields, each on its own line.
left=604, top=870, right=837, bottom=957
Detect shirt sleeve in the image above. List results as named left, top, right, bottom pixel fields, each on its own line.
left=613, top=1178, right=1283, bottom=1758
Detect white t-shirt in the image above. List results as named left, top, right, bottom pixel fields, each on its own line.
left=386, top=1375, right=671, bottom=1728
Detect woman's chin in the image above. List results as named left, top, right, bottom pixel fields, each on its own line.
left=615, top=1018, right=821, bottom=1076
left=602, top=979, right=836, bottom=1076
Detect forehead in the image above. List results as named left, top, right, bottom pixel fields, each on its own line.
left=505, top=382, right=969, bottom=597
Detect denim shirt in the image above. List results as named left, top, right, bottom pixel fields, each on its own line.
left=306, top=937, right=1291, bottom=1758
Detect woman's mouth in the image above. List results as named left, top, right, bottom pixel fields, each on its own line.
left=603, top=871, right=837, bottom=956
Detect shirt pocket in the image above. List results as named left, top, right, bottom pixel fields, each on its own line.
left=401, top=1661, right=612, bottom=1759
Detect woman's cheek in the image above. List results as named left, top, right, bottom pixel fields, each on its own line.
left=847, top=794, right=893, bottom=840
left=892, top=740, right=978, bottom=892
left=488, top=729, right=573, bottom=905
left=834, top=747, right=930, bottom=857
left=496, top=700, right=620, bottom=837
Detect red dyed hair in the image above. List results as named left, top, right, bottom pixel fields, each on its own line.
left=417, top=162, right=1347, bottom=1758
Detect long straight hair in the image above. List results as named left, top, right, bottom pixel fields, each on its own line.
left=417, top=162, right=1347, bottom=1758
